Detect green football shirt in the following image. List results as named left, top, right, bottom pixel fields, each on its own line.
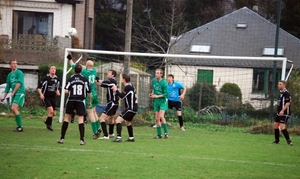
left=5, top=69, right=26, bottom=95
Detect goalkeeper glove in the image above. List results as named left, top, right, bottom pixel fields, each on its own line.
left=67, top=54, right=72, bottom=60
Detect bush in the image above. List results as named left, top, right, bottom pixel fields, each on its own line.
left=165, top=106, right=199, bottom=123
left=216, top=92, right=242, bottom=109
left=187, top=82, right=216, bottom=111
left=222, top=108, right=269, bottom=119
left=220, top=83, right=242, bottom=101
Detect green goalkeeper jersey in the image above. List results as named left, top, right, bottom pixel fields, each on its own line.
left=152, top=78, right=168, bottom=100
left=5, top=69, right=26, bottom=94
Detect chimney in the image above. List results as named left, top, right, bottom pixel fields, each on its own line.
left=253, top=5, right=258, bottom=13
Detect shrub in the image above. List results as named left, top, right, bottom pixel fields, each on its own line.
left=187, top=82, right=216, bottom=111
left=220, top=83, right=242, bottom=101
left=216, top=92, right=242, bottom=109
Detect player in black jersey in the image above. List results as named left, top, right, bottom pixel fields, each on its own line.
left=111, top=74, right=138, bottom=142
left=57, top=64, right=92, bottom=145
left=273, top=80, right=293, bottom=146
left=98, top=70, right=119, bottom=139
left=37, top=65, right=60, bottom=131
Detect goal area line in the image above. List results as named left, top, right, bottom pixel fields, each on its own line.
left=59, top=48, right=291, bottom=123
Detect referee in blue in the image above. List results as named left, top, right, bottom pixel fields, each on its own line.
left=167, top=74, right=187, bottom=131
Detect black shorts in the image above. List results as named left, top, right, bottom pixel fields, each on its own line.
left=168, top=100, right=182, bottom=111
left=119, top=110, right=137, bottom=122
left=275, top=115, right=289, bottom=124
left=65, top=101, right=86, bottom=116
left=42, top=97, right=56, bottom=110
left=103, top=101, right=119, bottom=116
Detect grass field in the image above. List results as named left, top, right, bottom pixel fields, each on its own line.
left=0, top=116, right=299, bottom=179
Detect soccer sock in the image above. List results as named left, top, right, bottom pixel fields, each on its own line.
left=101, top=122, right=108, bottom=136
left=60, top=121, right=69, bottom=139
left=49, top=117, right=53, bottom=126
left=15, top=114, right=22, bottom=127
left=156, top=125, right=162, bottom=136
left=96, top=120, right=101, bottom=130
left=178, top=115, right=183, bottom=127
left=162, top=123, right=169, bottom=134
left=91, top=122, right=97, bottom=134
left=109, top=124, right=115, bottom=134
left=274, top=129, right=280, bottom=142
left=281, top=129, right=291, bottom=141
left=78, top=123, right=85, bottom=141
left=127, top=125, right=133, bottom=138
left=116, top=123, right=122, bottom=137
left=84, top=112, right=87, bottom=122
left=46, top=116, right=52, bottom=126
left=71, top=112, right=75, bottom=119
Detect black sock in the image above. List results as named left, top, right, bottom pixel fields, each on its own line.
left=84, top=111, right=87, bottom=121
left=178, top=115, right=183, bottom=127
left=281, top=129, right=291, bottom=142
left=61, top=121, right=69, bottom=139
left=127, top=125, right=133, bottom=138
left=101, top=122, right=108, bottom=136
left=45, top=116, right=51, bottom=125
left=78, top=123, right=85, bottom=141
left=109, top=124, right=115, bottom=134
left=274, top=129, right=280, bottom=142
left=71, top=112, right=75, bottom=119
left=116, top=123, right=122, bottom=137
left=48, top=117, right=53, bottom=126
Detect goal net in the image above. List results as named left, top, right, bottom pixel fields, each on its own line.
left=58, top=48, right=291, bottom=123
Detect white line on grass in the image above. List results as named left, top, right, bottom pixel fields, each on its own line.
left=0, top=143, right=296, bottom=168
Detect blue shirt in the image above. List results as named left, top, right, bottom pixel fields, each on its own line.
left=168, top=81, right=185, bottom=102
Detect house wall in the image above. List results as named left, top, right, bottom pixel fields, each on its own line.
left=24, top=73, right=39, bottom=89
left=169, top=65, right=269, bottom=109
left=0, top=1, right=72, bottom=40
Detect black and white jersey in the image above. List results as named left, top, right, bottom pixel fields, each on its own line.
left=37, top=74, right=60, bottom=97
left=101, top=77, right=119, bottom=103
left=65, top=74, right=91, bottom=102
left=277, top=89, right=291, bottom=116
left=116, top=83, right=138, bottom=111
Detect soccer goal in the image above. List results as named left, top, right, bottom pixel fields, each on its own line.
left=59, top=48, right=292, bottom=122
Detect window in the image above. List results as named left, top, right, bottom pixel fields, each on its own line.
left=197, top=69, right=213, bottom=84
left=252, top=69, right=280, bottom=94
left=13, top=11, right=53, bottom=39
left=252, top=69, right=267, bottom=93
left=190, top=45, right=211, bottom=53
left=236, top=23, right=247, bottom=29
left=263, top=47, right=284, bottom=56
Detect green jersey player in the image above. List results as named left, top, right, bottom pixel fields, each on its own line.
left=0, top=59, right=26, bottom=132
left=149, top=68, right=169, bottom=139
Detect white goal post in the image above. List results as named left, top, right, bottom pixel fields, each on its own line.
left=59, top=48, right=291, bottom=123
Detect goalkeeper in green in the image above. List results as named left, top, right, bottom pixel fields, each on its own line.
left=149, top=68, right=169, bottom=139
left=0, top=59, right=26, bottom=132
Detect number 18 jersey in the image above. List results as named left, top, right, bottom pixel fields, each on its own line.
left=65, top=74, right=91, bottom=102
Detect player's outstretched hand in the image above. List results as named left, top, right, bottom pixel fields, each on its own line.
left=67, top=54, right=72, bottom=60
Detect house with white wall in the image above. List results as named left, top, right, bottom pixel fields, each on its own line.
left=168, top=7, right=300, bottom=109
left=0, top=0, right=94, bottom=49
left=0, top=0, right=95, bottom=88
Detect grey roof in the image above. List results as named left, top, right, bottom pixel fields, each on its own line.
left=169, top=7, right=300, bottom=68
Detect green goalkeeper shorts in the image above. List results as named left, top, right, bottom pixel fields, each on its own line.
left=153, top=98, right=168, bottom=112
left=11, top=93, right=25, bottom=107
